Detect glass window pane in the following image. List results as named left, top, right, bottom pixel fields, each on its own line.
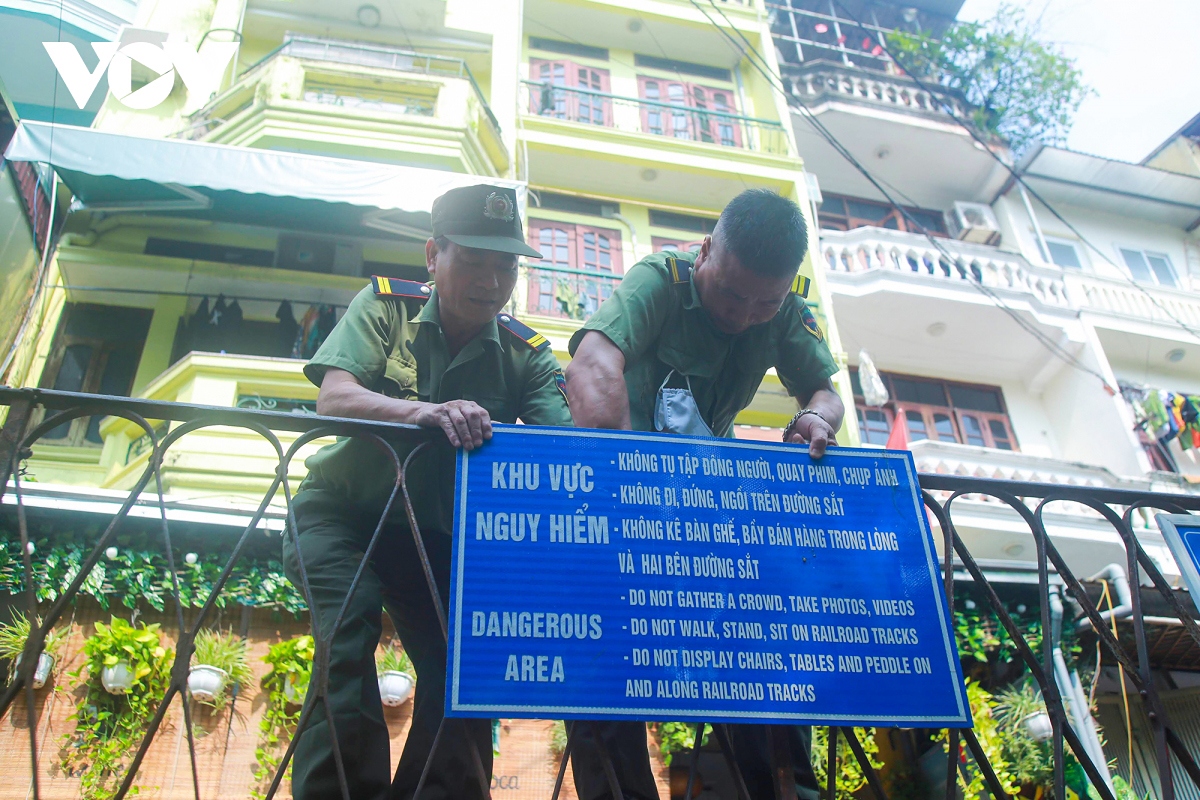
left=1120, top=248, right=1153, bottom=283
left=933, top=413, right=957, bottom=442
left=1047, top=241, right=1081, bottom=269
left=948, top=385, right=1003, bottom=413
left=51, top=344, right=93, bottom=392
left=857, top=407, right=890, bottom=445
left=904, top=410, right=928, bottom=441
left=892, top=378, right=946, bottom=406
left=961, top=414, right=985, bottom=446
left=1146, top=254, right=1176, bottom=287
left=989, top=419, right=1013, bottom=450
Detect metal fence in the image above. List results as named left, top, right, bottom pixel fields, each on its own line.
left=0, top=385, right=1198, bottom=800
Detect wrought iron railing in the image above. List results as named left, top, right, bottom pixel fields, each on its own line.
left=521, top=81, right=792, bottom=156
left=0, top=386, right=1198, bottom=800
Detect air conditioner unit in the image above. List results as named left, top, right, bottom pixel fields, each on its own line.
left=276, top=235, right=363, bottom=276
left=949, top=201, right=1001, bottom=246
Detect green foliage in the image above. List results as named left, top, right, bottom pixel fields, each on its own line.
left=0, top=610, right=67, bottom=681
left=953, top=596, right=1081, bottom=669
left=252, top=635, right=314, bottom=800
left=810, top=726, right=884, bottom=800
left=992, top=679, right=1054, bottom=787
left=376, top=643, right=415, bottom=679
left=550, top=720, right=568, bottom=757
left=61, top=617, right=173, bottom=800
left=886, top=2, right=1091, bottom=153
left=190, top=629, right=253, bottom=712
left=0, top=537, right=305, bottom=615
left=1091, top=775, right=1149, bottom=800
left=940, top=680, right=1022, bottom=797
left=651, top=721, right=711, bottom=767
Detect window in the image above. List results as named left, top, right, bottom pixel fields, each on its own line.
left=529, top=60, right=611, bottom=126
left=850, top=369, right=1018, bottom=450
left=1045, top=238, right=1082, bottom=269
left=819, top=193, right=947, bottom=236
left=648, top=210, right=717, bottom=234
left=1119, top=248, right=1177, bottom=288
left=637, top=77, right=742, bottom=147
left=527, top=219, right=623, bottom=320
left=651, top=236, right=704, bottom=253
left=39, top=304, right=152, bottom=447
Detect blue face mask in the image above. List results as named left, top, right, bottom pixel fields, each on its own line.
left=654, top=370, right=714, bottom=437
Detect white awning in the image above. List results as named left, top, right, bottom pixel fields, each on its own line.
left=3, top=120, right=525, bottom=237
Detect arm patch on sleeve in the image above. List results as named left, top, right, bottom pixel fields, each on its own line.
left=800, top=304, right=824, bottom=342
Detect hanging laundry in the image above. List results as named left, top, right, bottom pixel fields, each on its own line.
left=293, top=304, right=321, bottom=359
left=276, top=301, right=298, bottom=358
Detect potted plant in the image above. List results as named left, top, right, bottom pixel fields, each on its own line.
left=376, top=645, right=415, bottom=707
left=63, top=616, right=172, bottom=800
left=189, top=629, right=253, bottom=711
left=253, top=635, right=315, bottom=798
left=0, top=611, right=67, bottom=689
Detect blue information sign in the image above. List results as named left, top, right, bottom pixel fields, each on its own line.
left=1157, top=515, right=1200, bottom=602
left=447, top=426, right=970, bottom=727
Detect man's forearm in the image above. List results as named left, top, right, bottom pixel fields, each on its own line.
left=799, top=384, right=845, bottom=431
left=565, top=331, right=632, bottom=429
left=316, top=373, right=427, bottom=425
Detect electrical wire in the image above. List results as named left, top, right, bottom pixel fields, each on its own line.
left=691, top=0, right=1118, bottom=392
left=827, top=0, right=1200, bottom=344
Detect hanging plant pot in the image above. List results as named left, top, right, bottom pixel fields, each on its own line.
left=282, top=673, right=307, bottom=706
left=101, top=660, right=135, bottom=694
left=14, top=653, right=55, bottom=690
left=187, top=665, right=229, bottom=702
left=1023, top=711, right=1053, bottom=743
left=377, top=671, right=414, bottom=707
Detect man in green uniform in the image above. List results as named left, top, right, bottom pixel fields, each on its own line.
left=283, top=184, right=571, bottom=800
left=565, top=189, right=844, bottom=800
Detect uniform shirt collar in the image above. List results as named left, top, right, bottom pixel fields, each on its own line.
left=415, top=285, right=502, bottom=348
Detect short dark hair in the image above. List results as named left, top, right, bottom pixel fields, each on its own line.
left=712, top=189, right=808, bottom=278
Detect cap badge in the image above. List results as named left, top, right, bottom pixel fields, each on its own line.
left=483, top=191, right=515, bottom=222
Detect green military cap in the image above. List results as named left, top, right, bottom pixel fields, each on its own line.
left=432, top=184, right=542, bottom=258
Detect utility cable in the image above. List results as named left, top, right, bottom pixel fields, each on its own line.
left=828, top=0, right=1200, bottom=344
left=691, top=0, right=1117, bottom=392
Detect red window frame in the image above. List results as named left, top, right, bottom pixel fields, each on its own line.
left=651, top=236, right=704, bottom=254
left=636, top=76, right=742, bottom=147
left=526, top=219, right=623, bottom=319
left=529, top=59, right=612, bottom=126
left=851, top=370, right=1018, bottom=451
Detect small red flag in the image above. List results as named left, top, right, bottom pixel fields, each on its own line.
left=886, top=412, right=909, bottom=450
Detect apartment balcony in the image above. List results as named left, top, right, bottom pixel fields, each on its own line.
left=517, top=81, right=798, bottom=209
left=908, top=439, right=1193, bottom=585
left=822, top=226, right=1071, bottom=309
left=182, top=36, right=508, bottom=176
left=785, top=62, right=1011, bottom=208
left=92, top=352, right=328, bottom=505
left=1070, top=269, right=1200, bottom=340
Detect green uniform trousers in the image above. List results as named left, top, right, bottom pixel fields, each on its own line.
left=282, top=489, right=491, bottom=800
left=570, top=722, right=819, bottom=800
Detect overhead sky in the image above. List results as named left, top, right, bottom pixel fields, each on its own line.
left=957, top=0, right=1200, bottom=165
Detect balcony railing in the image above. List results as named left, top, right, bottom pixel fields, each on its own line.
left=1069, top=270, right=1200, bottom=329
left=1, top=386, right=1199, bottom=800
left=822, top=226, right=1072, bottom=308
left=787, top=62, right=969, bottom=121
left=180, top=36, right=505, bottom=169
left=520, top=81, right=791, bottom=156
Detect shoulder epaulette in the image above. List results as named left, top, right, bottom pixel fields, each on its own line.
left=371, top=275, right=432, bottom=300
left=496, top=313, right=550, bottom=352
left=666, top=255, right=692, bottom=285
left=791, top=273, right=811, bottom=298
